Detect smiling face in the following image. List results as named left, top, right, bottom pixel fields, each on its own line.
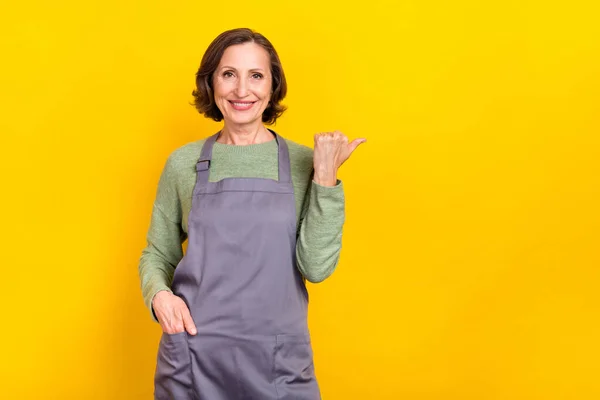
left=212, top=42, right=273, bottom=128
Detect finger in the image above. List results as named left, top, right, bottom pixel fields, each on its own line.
left=315, top=132, right=335, bottom=139
left=181, top=307, right=198, bottom=335
left=160, top=306, right=184, bottom=334
left=154, top=308, right=173, bottom=333
left=166, top=319, right=185, bottom=334
left=332, top=130, right=344, bottom=137
left=348, top=138, right=367, bottom=154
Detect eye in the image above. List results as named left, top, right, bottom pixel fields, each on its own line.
left=252, top=73, right=263, bottom=79
left=223, top=71, right=234, bottom=78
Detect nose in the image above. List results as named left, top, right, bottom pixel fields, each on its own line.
left=234, top=78, right=249, bottom=97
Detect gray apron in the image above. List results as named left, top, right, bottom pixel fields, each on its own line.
left=154, top=131, right=321, bottom=400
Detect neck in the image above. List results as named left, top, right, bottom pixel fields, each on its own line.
left=218, top=122, right=273, bottom=145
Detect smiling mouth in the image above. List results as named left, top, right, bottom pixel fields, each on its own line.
left=229, top=101, right=256, bottom=110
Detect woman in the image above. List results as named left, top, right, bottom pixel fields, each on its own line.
left=138, top=27, right=365, bottom=400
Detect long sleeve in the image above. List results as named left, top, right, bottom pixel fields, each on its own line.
left=138, top=156, right=187, bottom=322
left=295, top=178, right=345, bottom=283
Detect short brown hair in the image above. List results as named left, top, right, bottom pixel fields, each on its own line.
left=191, top=28, right=287, bottom=125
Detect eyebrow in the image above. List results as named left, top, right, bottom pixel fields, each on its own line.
left=219, top=66, right=265, bottom=72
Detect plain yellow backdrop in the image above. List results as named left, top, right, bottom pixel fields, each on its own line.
left=1, top=0, right=599, bottom=399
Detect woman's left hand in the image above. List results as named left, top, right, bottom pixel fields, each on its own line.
left=313, top=130, right=366, bottom=186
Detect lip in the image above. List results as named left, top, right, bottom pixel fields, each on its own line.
left=228, top=100, right=256, bottom=111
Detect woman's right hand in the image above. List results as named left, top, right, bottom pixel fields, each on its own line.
left=152, top=290, right=198, bottom=335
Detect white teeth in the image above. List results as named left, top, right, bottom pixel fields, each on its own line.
left=232, top=102, right=252, bottom=107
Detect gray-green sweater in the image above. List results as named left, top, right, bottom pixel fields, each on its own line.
left=138, top=135, right=345, bottom=322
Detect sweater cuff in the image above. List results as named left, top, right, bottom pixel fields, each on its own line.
left=311, top=179, right=343, bottom=193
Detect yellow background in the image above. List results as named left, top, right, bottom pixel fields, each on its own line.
left=1, top=0, right=599, bottom=398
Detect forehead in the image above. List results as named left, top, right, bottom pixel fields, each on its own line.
left=218, top=42, right=271, bottom=70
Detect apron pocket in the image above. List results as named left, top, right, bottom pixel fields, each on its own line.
left=273, top=334, right=320, bottom=400
left=154, top=332, right=194, bottom=399
left=231, top=340, right=279, bottom=399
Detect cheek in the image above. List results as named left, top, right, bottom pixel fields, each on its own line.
left=213, top=78, right=231, bottom=97
left=254, top=80, right=272, bottom=99
left=213, top=84, right=225, bottom=98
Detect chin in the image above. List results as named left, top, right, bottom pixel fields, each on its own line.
left=226, top=116, right=257, bottom=125
left=226, top=111, right=264, bottom=125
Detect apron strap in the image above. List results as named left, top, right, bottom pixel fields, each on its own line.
left=195, top=131, right=219, bottom=185
left=273, top=131, right=292, bottom=184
